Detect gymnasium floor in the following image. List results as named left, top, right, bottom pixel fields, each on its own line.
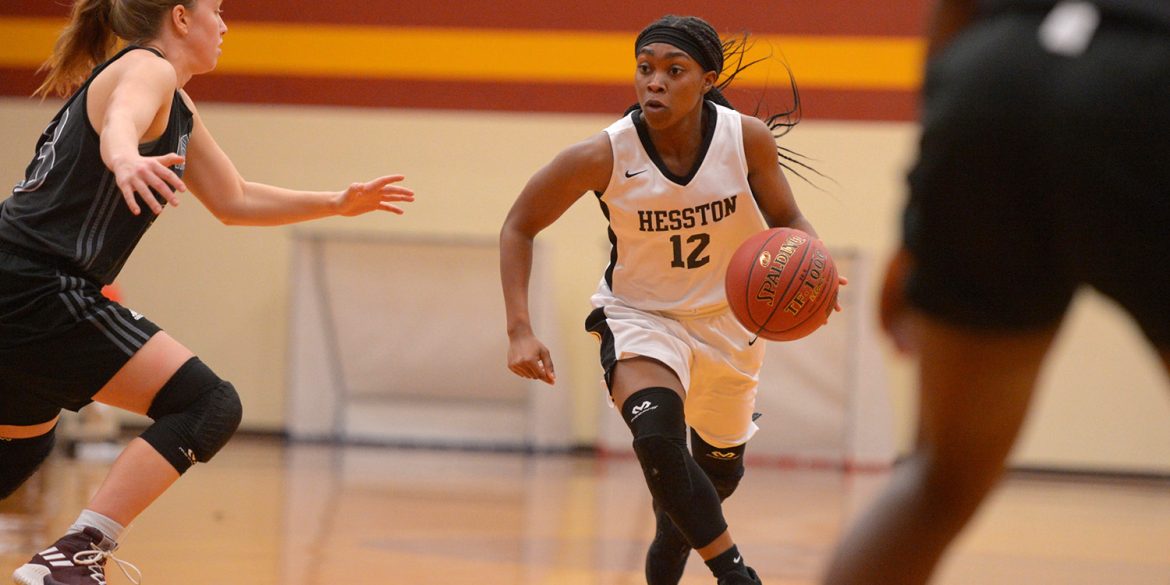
left=2, top=436, right=1169, bottom=585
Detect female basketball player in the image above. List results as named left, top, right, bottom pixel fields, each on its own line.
left=821, top=0, right=1170, bottom=583
left=0, top=1, right=413, bottom=583
left=500, top=15, right=842, bottom=585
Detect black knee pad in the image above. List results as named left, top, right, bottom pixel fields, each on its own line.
left=622, top=388, right=689, bottom=503
left=634, top=434, right=695, bottom=508
left=622, top=387, right=728, bottom=548
left=139, top=357, right=242, bottom=474
left=0, top=427, right=56, bottom=499
left=691, top=429, right=746, bottom=501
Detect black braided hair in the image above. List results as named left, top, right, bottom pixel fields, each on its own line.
left=629, top=15, right=826, bottom=185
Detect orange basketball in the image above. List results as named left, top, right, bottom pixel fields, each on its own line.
left=101, top=283, right=123, bottom=303
left=725, top=228, right=839, bottom=341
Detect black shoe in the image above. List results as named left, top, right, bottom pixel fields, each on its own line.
left=717, top=566, right=763, bottom=585
left=12, top=527, right=141, bottom=585
left=645, top=501, right=691, bottom=584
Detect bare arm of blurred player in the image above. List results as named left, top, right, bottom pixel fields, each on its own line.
left=881, top=0, right=979, bottom=339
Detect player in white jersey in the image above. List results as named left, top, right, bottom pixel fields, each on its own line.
left=501, top=15, right=843, bottom=585
left=599, top=102, right=766, bottom=314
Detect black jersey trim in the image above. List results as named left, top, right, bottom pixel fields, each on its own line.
left=593, top=191, right=619, bottom=289
left=584, top=306, right=618, bottom=391
left=632, top=100, right=718, bottom=187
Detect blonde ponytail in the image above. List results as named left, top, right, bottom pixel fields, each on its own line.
left=34, top=0, right=192, bottom=98
left=35, top=0, right=119, bottom=98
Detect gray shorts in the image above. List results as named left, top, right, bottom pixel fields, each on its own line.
left=1, top=249, right=160, bottom=425
left=903, top=7, right=1170, bottom=346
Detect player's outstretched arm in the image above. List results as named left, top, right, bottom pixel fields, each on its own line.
left=500, top=132, right=612, bottom=385
left=96, top=52, right=189, bottom=216
left=180, top=93, right=413, bottom=226
left=879, top=247, right=917, bottom=353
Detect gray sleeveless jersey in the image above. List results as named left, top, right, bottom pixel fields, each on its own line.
left=0, top=46, right=193, bottom=285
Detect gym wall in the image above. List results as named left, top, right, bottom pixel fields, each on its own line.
left=2, top=0, right=1167, bottom=474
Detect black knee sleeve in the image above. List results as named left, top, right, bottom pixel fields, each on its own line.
left=139, top=357, right=242, bottom=474
left=622, top=387, right=728, bottom=549
left=0, top=427, right=56, bottom=499
left=691, top=429, right=746, bottom=501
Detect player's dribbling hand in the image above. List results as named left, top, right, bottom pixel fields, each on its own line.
left=507, top=333, right=556, bottom=385
left=111, top=152, right=187, bottom=215
left=834, top=275, right=848, bottom=313
left=337, top=175, right=415, bottom=216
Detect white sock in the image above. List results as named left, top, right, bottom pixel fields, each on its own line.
left=68, top=509, right=125, bottom=543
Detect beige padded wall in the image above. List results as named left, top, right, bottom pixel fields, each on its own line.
left=3, top=98, right=1168, bottom=473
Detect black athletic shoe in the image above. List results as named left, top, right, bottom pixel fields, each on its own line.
left=12, top=527, right=140, bottom=585
left=645, top=502, right=691, bottom=584
left=717, top=566, right=763, bottom=585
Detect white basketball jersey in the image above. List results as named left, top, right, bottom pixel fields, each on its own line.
left=594, top=102, right=768, bottom=313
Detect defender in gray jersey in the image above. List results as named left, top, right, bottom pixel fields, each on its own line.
left=0, top=1, right=413, bottom=583
left=501, top=15, right=844, bottom=585
left=823, top=1, right=1170, bottom=583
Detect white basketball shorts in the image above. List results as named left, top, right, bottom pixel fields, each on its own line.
left=586, top=288, right=766, bottom=448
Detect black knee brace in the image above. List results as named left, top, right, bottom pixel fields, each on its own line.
left=691, top=429, right=746, bottom=501
left=139, top=357, right=242, bottom=474
left=0, top=427, right=56, bottom=499
left=622, top=387, right=728, bottom=549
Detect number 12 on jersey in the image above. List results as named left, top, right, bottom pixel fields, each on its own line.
left=670, top=233, right=710, bottom=269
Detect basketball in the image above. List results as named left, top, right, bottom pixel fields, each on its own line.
left=725, top=228, right=839, bottom=341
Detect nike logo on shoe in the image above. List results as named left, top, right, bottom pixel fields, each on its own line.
left=624, top=169, right=647, bottom=178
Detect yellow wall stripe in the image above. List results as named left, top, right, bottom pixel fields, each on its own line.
left=0, top=17, right=924, bottom=91
left=1, top=18, right=61, bottom=65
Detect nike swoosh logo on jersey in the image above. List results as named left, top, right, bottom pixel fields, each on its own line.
left=624, top=169, right=647, bottom=178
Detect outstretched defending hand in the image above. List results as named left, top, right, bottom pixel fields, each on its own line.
left=336, top=175, right=415, bottom=216
left=112, top=153, right=187, bottom=216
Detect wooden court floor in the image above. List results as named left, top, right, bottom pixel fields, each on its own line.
left=2, top=436, right=1168, bottom=584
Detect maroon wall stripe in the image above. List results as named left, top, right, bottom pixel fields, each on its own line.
left=1, top=68, right=43, bottom=99
left=2, top=1, right=929, bottom=37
